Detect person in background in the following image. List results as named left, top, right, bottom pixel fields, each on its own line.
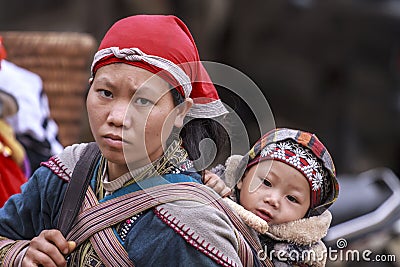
left=0, top=36, right=63, bottom=175
left=0, top=89, right=28, bottom=207
left=0, top=41, right=28, bottom=206
left=205, top=128, right=339, bottom=266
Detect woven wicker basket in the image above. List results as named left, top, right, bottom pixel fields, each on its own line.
left=1, top=31, right=97, bottom=147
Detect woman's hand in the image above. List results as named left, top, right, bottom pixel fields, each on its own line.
left=22, top=229, right=76, bottom=267
left=203, top=170, right=231, bottom=197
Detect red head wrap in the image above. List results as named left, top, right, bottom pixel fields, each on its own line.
left=91, top=15, right=227, bottom=118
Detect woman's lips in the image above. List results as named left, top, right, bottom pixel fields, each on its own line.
left=103, top=134, right=124, bottom=148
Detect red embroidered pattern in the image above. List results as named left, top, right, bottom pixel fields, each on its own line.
left=154, top=207, right=239, bottom=267
left=41, top=156, right=72, bottom=181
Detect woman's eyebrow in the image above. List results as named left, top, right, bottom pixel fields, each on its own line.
left=94, top=77, right=117, bottom=89
left=134, top=84, right=170, bottom=98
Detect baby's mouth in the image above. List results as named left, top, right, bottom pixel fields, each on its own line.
left=255, top=209, right=273, bottom=223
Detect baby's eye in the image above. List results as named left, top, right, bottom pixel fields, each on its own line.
left=286, top=195, right=298, bottom=203
left=99, top=89, right=113, bottom=98
left=263, top=179, right=272, bottom=187
left=134, top=98, right=153, bottom=106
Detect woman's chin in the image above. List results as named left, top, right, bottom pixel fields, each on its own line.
left=103, top=151, right=127, bottom=165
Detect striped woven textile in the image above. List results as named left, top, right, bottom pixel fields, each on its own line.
left=66, top=182, right=274, bottom=267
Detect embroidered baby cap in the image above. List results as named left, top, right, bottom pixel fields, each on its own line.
left=246, top=128, right=339, bottom=217
left=91, top=14, right=228, bottom=118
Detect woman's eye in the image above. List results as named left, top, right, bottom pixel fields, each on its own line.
left=99, top=89, right=113, bottom=98
left=134, top=98, right=153, bottom=106
left=287, top=195, right=298, bottom=203
left=263, top=179, right=272, bottom=187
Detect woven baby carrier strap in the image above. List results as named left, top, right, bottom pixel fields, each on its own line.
left=66, top=182, right=273, bottom=267
left=57, top=142, right=101, bottom=237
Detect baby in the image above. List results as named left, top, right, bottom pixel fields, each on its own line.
left=204, top=128, right=339, bottom=266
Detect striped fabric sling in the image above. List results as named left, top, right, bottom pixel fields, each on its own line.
left=57, top=142, right=273, bottom=266
left=58, top=142, right=101, bottom=237
left=65, top=182, right=273, bottom=267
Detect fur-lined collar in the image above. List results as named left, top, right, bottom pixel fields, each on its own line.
left=266, top=210, right=332, bottom=245
left=223, top=197, right=332, bottom=245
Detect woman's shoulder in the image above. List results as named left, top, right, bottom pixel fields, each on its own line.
left=125, top=208, right=234, bottom=266
left=154, top=199, right=242, bottom=265
left=41, top=142, right=93, bottom=182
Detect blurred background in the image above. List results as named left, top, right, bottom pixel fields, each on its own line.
left=2, top=0, right=400, bottom=178
left=1, top=0, right=400, bottom=265
left=1, top=0, right=400, bottom=179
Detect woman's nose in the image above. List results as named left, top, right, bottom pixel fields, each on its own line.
left=107, top=104, right=131, bottom=128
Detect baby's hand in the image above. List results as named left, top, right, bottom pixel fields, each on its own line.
left=203, top=170, right=231, bottom=197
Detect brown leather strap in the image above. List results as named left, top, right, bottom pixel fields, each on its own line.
left=57, top=142, right=101, bottom=236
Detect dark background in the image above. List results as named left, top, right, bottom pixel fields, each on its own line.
left=1, top=0, right=400, bottom=177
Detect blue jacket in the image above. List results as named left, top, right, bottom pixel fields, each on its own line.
left=0, top=144, right=244, bottom=266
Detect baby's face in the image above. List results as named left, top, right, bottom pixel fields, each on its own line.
left=237, top=160, right=310, bottom=225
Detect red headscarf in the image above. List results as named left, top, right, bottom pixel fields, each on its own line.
left=91, top=15, right=227, bottom=118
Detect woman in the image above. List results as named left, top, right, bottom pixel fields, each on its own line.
left=0, top=15, right=262, bottom=266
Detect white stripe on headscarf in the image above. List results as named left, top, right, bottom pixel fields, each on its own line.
left=91, top=47, right=192, bottom=98
left=91, top=47, right=228, bottom=118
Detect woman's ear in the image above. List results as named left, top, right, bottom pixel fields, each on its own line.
left=236, top=179, right=243, bottom=190
left=236, top=169, right=250, bottom=190
left=173, top=98, right=193, bottom=128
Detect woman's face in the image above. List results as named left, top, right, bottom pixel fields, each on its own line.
left=87, top=63, right=191, bottom=176
left=237, top=160, right=310, bottom=225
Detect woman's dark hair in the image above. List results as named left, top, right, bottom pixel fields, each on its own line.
left=170, top=88, right=230, bottom=169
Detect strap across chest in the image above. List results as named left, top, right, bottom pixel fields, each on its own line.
left=65, top=182, right=273, bottom=267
